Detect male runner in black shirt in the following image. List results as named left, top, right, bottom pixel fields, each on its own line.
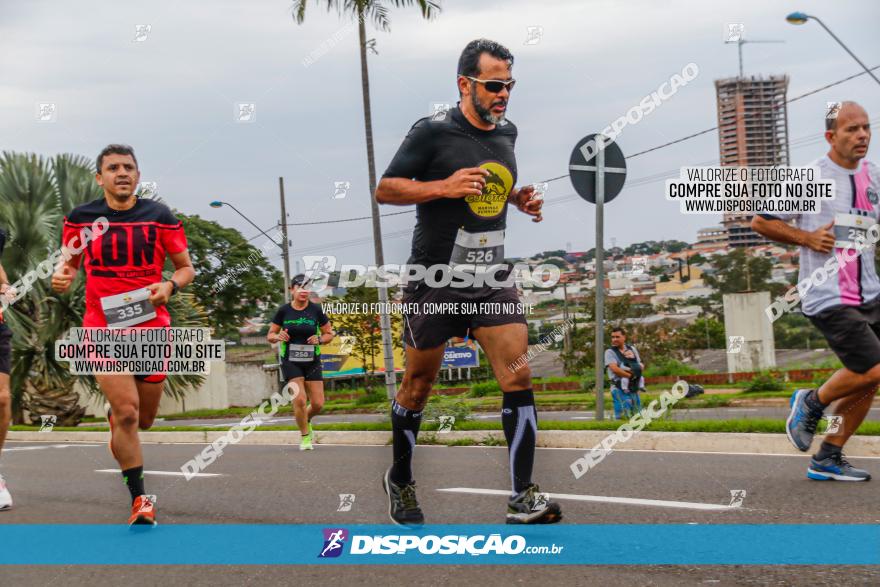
left=376, top=39, right=560, bottom=525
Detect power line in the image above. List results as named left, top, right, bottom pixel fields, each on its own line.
left=537, top=63, right=880, bottom=182
left=261, top=66, right=877, bottom=232
left=250, top=114, right=871, bottom=258
left=219, top=69, right=877, bottom=257
left=283, top=209, right=414, bottom=226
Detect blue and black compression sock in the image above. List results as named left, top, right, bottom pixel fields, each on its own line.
left=389, top=400, right=422, bottom=485
left=502, top=389, right=537, bottom=495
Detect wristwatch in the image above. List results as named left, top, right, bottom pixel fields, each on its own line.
left=168, top=279, right=180, bottom=296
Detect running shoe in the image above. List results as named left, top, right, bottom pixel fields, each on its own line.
left=382, top=467, right=424, bottom=526
left=506, top=484, right=563, bottom=524
left=807, top=454, right=872, bottom=481
left=786, top=389, right=823, bottom=452
left=299, top=433, right=314, bottom=451
left=128, top=494, right=157, bottom=526
left=105, top=402, right=117, bottom=460
left=309, top=421, right=315, bottom=440
left=0, top=473, right=12, bottom=511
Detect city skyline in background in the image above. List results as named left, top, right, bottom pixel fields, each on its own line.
left=1, top=0, right=878, bottom=276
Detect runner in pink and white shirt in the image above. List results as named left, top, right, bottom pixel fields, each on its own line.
left=753, top=101, right=878, bottom=482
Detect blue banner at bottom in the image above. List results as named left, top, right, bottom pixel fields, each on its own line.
left=0, top=525, right=878, bottom=565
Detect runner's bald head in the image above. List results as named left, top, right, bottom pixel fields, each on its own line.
left=826, top=101, right=866, bottom=131
left=824, top=100, right=870, bottom=167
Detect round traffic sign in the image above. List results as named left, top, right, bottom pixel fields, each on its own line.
left=569, top=134, right=627, bottom=204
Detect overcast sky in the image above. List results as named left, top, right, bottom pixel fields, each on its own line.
left=1, top=0, right=878, bottom=274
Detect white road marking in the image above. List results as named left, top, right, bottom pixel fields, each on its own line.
left=437, top=487, right=740, bottom=511
left=95, top=469, right=222, bottom=478
left=4, top=444, right=101, bottom=452
left=534, top=446, right=880, bottom=459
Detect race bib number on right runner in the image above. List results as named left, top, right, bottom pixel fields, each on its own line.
left=100, top=288, right=156, bottom=329
left=833, top=210, right=873, bottom=249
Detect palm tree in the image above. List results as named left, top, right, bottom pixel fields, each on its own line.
left=0, top=152, right=206, bottom=425
left=292, top=0, right=441, bottom=397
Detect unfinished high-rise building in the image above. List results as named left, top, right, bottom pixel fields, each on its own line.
left=715, top=74, right=790, bottom=247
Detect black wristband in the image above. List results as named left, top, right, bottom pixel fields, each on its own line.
left=168, top=279, right=180, bottom=296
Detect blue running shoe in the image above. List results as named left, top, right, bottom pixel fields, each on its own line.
left=786, top=389, right=823, bottom=452
left=807, top=454, right=871, bottom=481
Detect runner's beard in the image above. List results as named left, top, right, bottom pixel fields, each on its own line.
left=472, top=92, right=506, bottom=125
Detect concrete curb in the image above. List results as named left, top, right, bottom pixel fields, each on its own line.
left=8, top=430, right=880, bottom=457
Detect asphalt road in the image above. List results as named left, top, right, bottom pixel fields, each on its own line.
left=144, top=406, right=880, bottom=429
left=1, top=441, right=878, bottom=584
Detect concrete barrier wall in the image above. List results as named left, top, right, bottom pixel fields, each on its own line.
left=75, top=360, right=231, bottom=416
left=225, top=360, right=281, bottom=407
left=158, top=361, right=229, bottom=414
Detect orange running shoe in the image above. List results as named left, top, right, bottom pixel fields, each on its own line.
left=128, top=495, right=157, bottom=527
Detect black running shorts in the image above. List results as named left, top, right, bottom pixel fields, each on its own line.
left=401, top=282, right=527, bottom=349
left=0, top=323, right=11, bottom=375
left=281, top=357, right=323, bottom=382
left=807, top=296, right=880, bottom=374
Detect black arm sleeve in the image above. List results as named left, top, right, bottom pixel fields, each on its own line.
left=381, top=119, right=435, bottom=180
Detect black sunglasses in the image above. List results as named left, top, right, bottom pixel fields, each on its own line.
left=464, top=76, right=516, bottom=93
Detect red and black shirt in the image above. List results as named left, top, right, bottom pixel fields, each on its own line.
left=62, top=197, right=187, bottom=327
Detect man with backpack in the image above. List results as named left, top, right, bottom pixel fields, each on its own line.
left=604, top=327, right=645, bottom=419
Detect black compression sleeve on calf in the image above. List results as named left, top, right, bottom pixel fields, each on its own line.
left=390, top=400, right=422, bottom=485
left=502, top=389, right=537, bottom=495
left=122, top=466, right=145, bottom=504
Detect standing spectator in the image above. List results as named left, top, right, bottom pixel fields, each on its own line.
left=605, top=327, right=645, bottom=419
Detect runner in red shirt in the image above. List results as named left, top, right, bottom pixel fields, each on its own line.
left=52, top=144, right=195, bottom=526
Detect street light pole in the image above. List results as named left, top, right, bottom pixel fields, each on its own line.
left=210, top=201, right=281, bottom=246
left=278, top=178, right=291, bottom=303
left=209, top=200, right=287, bottom=300
left=786, top=12, right=880, bottom=87
left=593, top=138, right=606, bottom=421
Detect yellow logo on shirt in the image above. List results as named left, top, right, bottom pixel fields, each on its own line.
left=465, top=161, right=513, bottom=218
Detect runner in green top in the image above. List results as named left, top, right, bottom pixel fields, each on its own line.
left=267, top=274, right=334, bottom=450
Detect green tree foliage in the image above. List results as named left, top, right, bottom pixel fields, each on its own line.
left=535, top=249, right=567, bottom=259
left=773, top=311, right=828, bottom=349
left=563, top=291, right=682, bottom=375
left=325, top=285, right=402, bottom=389
left=703, top=248, right=782, bottom=296
left=179, top=214, right=284, bottom=338
left=622, top=240, right=689, bottom=255
left=671, top=317, right=726, bottom=350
